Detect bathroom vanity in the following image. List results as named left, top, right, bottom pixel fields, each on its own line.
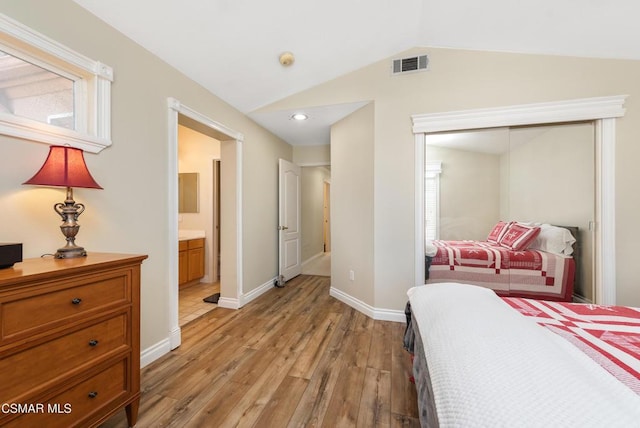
left=178, top=231, right=205, bottom=287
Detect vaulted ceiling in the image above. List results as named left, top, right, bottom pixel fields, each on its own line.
left=73, top=0, right=640, bottom=145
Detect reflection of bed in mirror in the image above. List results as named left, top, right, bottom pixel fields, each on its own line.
left=425, top=122, right=594, bottom=301
left=425, top=222, right=578, bottom=302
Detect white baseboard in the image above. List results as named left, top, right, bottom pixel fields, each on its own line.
left=373, top=306, right=407, bottom=323
left=140, top=338, right=171, bottom=368
left=329, top=286, right=405, bottom=323
left=217, top=277, right=275, bottom=309
left=217, top=297, right=240, bottom=309
left=302, top=252, right=325, bottom=266
left=169, top=325, right=181, bottom=350
left=240, top=277, right=277, bottom=307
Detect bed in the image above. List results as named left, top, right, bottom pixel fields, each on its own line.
left=425, top=222, right=578, bottom=301
left=404, top=283, right=640, bottom=427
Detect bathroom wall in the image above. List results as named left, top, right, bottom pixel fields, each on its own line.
left=178, top=124, right=221, bottom=282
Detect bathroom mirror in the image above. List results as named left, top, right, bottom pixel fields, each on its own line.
left=178, top=173, right=199, bottom=213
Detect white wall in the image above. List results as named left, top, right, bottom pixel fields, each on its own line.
left=260, top=46, right=640, bottom=309
left=505, top=124, right=594, bottom=224
left=331, top=103, right=374, bottom=306
left=178, top=125, right=221, bottom=283
left=294, top=145, right=331, bottom=265
left=506, top=123, right=595, bottom=299
left=0, top=1, right=291, bottom=354
left=426, top=145, right=501, bottom=241
left=301, top=166, right=331, bottom=262
left=293, top=144, right=330, bottom=165
left=242, top=130, right=292, bottom=294
left=4, top=3, right=639, bottom=327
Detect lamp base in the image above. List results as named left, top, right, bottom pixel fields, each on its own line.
left=53, top=187, right=88, bottom=259
left=55, top=245, right=87, bottom=259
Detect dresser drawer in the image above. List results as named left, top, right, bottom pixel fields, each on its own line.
left=0, top=314, right=128, bottom=403
left=3, top=359, right=128, bottom=428
left=1, top=271, right=130, bottom=341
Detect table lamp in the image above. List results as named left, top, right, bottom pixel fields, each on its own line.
left=23, top=145, right=103, bottom=258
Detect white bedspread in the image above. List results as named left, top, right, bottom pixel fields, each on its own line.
left=408, top=283, right=640, bottom=428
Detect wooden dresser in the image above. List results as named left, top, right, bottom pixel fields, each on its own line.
left=0, top=253, right=147, bottom=428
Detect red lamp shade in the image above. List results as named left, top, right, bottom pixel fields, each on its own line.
left=23, top=145, right=102, bottom=189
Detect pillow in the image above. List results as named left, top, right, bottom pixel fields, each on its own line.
left=487, top=221, right=512, bottom=244
left=499, top=223, right=541, bottom=251
left=528, top=224, right=576, bottom=256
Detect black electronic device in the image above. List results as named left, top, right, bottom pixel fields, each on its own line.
left=0, top=243, right=22, bottom=268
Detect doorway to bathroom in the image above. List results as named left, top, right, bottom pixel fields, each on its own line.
left=167, top=97, right=243, bottom=352
left=177, top=122, right=221, bottom=326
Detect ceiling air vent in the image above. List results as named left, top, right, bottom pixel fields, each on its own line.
left=392, top=54, right=429, bottom=75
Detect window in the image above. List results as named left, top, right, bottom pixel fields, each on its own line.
left=0, top=50, right=75, bottom=128
left=0, top=13, right=112, bottom=153
left=425, top=161, right=442, bottom=241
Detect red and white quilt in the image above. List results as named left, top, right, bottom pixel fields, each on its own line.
left=503, top=297, right=640, bottom=395
left=428, top=240, right=575, bottom=301
left=408, top=283, right=640, bottom=426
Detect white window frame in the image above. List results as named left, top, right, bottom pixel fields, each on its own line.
left=0, top=13, right=112, bottom=153
left=425, top=161, right=442, bottom=241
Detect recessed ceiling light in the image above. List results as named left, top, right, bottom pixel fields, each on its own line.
left=291, top=113, right=308, bottom=121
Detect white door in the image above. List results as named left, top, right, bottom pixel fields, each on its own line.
left=323, top=181, right=331, bottom=252
left=212, top=159, right=220, bottom=281
left=278, top=159, right=302, bottom=282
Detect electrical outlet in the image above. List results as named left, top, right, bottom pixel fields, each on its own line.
left=349, top=270, right=355, bottom=281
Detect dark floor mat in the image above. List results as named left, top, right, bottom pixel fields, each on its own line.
left=203, top=293, right=220, bottom=304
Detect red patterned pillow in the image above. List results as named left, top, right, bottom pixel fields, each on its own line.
left=499, top=223, right=541, bottom=251
left=487, top=221, right=511, bottom=244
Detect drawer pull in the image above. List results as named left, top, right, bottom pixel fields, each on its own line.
left=88, top=339, right=99, bottom=347
left=71, top=298, right=82, bottom=305
left=88, top=391, right=98, bottom=399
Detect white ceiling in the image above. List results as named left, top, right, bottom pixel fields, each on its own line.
left=427, top=128, right=510, bottom=155
left=73, top=0, right=640, bottom=146
left=426, top=126, right=551, bottom=155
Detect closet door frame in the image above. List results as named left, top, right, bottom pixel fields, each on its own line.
left=412, top=95, right=627, bottom=305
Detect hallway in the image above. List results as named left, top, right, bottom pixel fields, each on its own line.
left=301, top=252, right=331, bottom=277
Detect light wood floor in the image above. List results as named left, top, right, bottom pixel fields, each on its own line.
left=101, top=275, right=419, bottom=427
left=179, top=281, right=221, bottom=326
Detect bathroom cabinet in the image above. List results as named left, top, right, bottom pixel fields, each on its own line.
left=178, top=238, right=205, bottom=287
